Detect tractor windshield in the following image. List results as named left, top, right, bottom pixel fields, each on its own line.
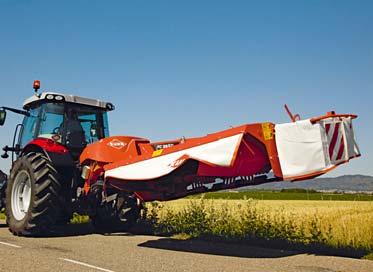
left=39, top=103, right=64, bottom=137
left=19, top=102, right=109, bottom=148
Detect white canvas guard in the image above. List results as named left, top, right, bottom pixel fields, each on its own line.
left=105, top=133, right=243, bottom=181
left=275, top=117, right=360, bottom=180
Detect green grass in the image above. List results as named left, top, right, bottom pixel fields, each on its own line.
left=70, top=213, right=89, bottom=224
left=363, top=253, right=373, bottom=261
left=188, top=190, right=373, bottom=201
left=141, top=198, right=373, bottom=252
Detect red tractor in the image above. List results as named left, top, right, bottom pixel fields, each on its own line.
left=0, top=81, right=360, bottom=236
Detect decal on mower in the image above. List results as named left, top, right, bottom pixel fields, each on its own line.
left=152, top=149, right=163, bottom=157
left=108, top=139, right=127, bottom=149
left=262, top=123, right=273, bottom=140
left=155, top=143, right=175, bottom=150
left=168, top=157, right=186, bottom=168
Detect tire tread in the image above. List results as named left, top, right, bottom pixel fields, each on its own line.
left=6, top=152, right=62, bottom=236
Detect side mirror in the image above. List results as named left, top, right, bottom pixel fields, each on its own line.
left=0, top=109, right=6, bottom=126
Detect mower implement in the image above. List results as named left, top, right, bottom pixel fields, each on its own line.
left=0, top=81, right=361, bottom=236
left=80, top=112, right=360, bottom=202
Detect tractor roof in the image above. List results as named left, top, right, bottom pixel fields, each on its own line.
left=23, top=92, right=114, bottom=111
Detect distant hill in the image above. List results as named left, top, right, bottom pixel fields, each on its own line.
left=242, top=175, right=373, bottom=192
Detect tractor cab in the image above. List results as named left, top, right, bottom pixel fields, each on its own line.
left=19, top=92, right=114, bottom=158
left=0, top=82, right=114, bottom=160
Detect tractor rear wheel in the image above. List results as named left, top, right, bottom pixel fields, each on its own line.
left=91, top=193, right=140, bottom=234
left=6, top=152, right=62, bottom=236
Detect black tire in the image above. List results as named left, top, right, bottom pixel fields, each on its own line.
left=6, top=152, right=62, bottom=236
left=91, top=194, right=140, bottom=234
left=0, top=170, right=7, bottom=211
left=0, top=178, right=6, bottom=211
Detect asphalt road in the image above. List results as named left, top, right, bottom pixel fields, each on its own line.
left=0, top=220, right=372, bottom=272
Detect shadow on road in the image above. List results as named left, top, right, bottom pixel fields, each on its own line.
left=46, top=223, right=95, bottom=237
left=0, top=219, right=369, bottom=260
left=0, top=219, right=138, bottom=238
left=138, top=238, right=297, bottom=258
left=138, top=237, right=368, bottom=259
left=2, top=222, right=95, bottom=238
left=0, top=219, right=95, bottom=237
left=1, top=222, right=136, bottom=239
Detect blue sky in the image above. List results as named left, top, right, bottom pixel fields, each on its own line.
left=0, top=0, right=372, bottom=176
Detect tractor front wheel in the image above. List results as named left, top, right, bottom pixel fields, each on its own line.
left=6, top=152, right=62, bottom=236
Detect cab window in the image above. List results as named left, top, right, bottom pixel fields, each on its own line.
left=19, top=108, right=40, bottom=148
left=39, top=103, right=64, bottom=136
